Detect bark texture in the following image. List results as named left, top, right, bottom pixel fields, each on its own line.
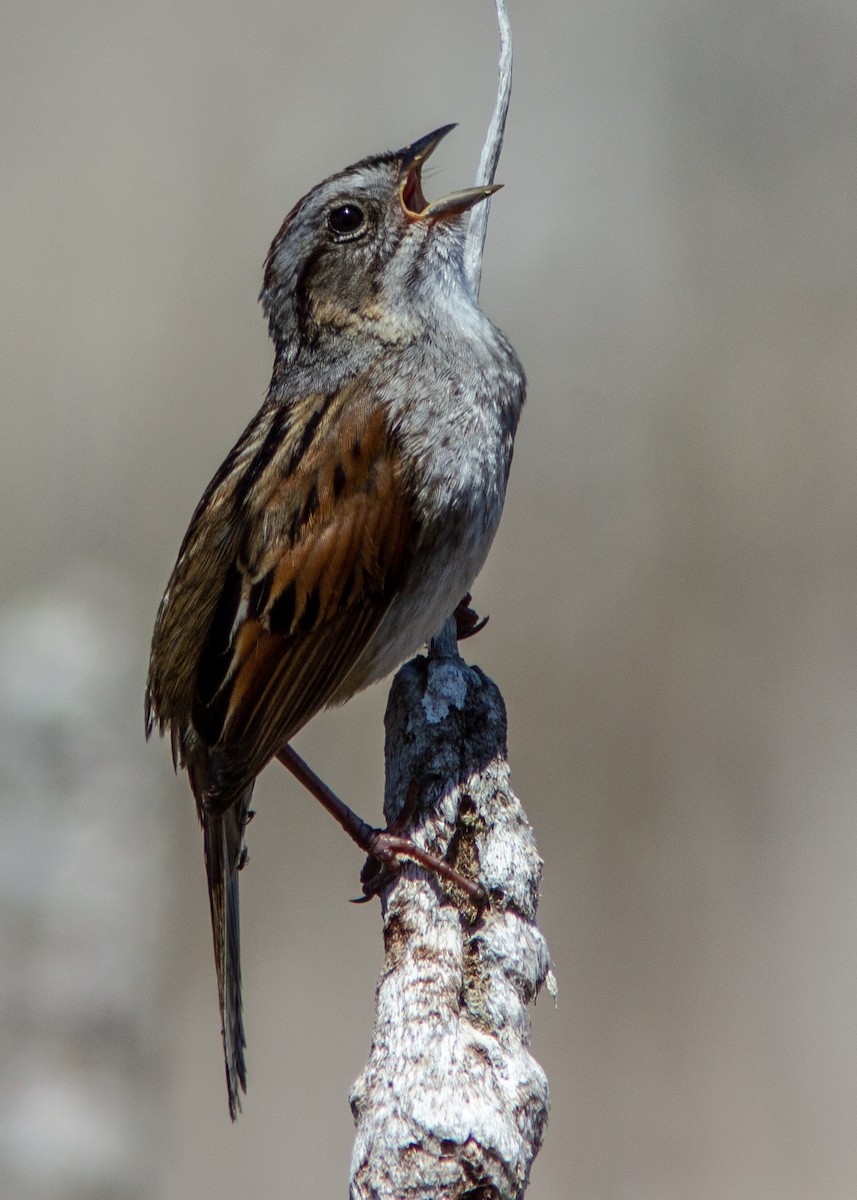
left=349, top=624, right=551, bottom=1200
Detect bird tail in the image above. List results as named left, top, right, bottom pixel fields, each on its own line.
left=200, top=787, right=252, bottom=1120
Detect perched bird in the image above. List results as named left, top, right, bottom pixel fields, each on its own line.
left=145, top=125, right=525, bottom=1118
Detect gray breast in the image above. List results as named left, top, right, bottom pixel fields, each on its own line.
left=354, top=311, right=524, bottom=685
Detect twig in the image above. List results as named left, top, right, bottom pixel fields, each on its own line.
left=464, top=0, right=514, bottom=296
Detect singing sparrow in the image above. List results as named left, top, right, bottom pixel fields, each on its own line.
left=145, top=125, right=525, bottom=1117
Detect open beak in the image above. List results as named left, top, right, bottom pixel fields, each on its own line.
left=398, top=124, right=501, bottom=221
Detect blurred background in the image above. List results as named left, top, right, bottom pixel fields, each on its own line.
left=3, top=1, right=857, bottom=1196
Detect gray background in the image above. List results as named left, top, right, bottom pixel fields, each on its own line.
left=3, top=1, right=857, bottom=1197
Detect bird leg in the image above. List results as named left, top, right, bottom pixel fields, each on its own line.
left=275, top=743, right=487, bottom=905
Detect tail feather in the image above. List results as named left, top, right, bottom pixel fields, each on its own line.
left=202, top=792, right=251, bottom=1119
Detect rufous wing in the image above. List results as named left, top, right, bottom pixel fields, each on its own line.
left=148, top=380, right=415, bottom=809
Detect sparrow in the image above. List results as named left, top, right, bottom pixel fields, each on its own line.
left=145, top=125, right=525, bottom=1118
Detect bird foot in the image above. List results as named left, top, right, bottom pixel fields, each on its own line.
left=357, top=826, right=487, bottom=905
left=453, top=593, right=489, bottom=640
left=276, top=744, right=486, bottom=906
left=356, top=775, right=486, bottom=904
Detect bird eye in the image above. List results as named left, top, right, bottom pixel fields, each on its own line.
left=327, top=203, right=366, bottom=239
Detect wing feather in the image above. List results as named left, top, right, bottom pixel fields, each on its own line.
left=146, top=376, right=415, bottom=810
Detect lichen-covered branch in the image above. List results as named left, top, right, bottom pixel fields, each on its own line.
left=349, top=624, right=551, bottom=1200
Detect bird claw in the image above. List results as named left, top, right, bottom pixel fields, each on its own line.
left=275, top=745, right=488, bottom=907
left=453, top=593, right=489, bottom=640
left=359, top=825, right=487, bottom=906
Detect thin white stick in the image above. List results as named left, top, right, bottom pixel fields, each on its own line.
left=465, top=0, right=514, bottom=296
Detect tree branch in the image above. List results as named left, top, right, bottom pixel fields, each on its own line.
left=349, top=623, right=551, bottom=1200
